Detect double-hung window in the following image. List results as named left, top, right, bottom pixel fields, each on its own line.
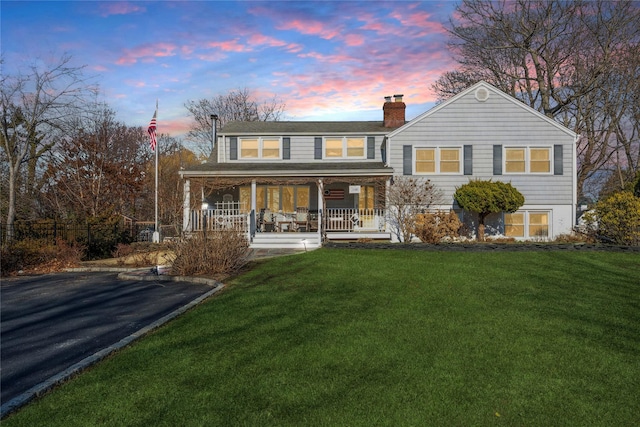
left=240, top=137, right=281, bottom=159
left=505, top=211, right=550, bottom=238
left=325, top=137, right=365, bottom=159
left=240, top=185, right=309, bottom=212
left=504, top=212, right=525, bottom=237
left=528, top=212, right=549, bottom=237
left=415, top=147, right=461, bottom=174
left=505, top=147, right=551, bottom=174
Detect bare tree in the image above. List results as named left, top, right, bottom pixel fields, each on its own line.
left=185, top=88, right=285, bottom=158
left=41, top=105, right=147, bottom=221
left=1, top=54, right=96, bottom=240
left=432, top=0, right=640, bottom=201
left=386, top=177, right=443, bottom=242
left=137, top=135, right=199, bottom=230
left=608, top=43, right=640, bottom=191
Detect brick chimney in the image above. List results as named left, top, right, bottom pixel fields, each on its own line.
left=383, top=94, right=405, bottom=127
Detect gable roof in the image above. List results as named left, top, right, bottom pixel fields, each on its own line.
left=220, top=121, right=397, bottom=135
left=386, top=81, right=577, bottom=139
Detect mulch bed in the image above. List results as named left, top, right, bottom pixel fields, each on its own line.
left=324, top=242, right=640, bottom=252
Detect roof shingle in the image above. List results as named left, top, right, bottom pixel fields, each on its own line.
left=220, top=121, right=401, bottom=134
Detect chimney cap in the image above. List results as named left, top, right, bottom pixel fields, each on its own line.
left=384, top=96, right=392, bottom=103
left=394, top=94, right=404, bottom=102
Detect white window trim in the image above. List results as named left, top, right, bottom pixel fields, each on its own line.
left=413, top=146, right=463, bottom=175
left=504, top=146, right=553, bottom=175
left=504, top=210, right=552, bottom=239
left=323, top=136, right=366, bottom=159
left=239, top=137, right=282, bottom=160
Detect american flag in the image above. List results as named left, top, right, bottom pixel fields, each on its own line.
left=147, top=110, right=157, bottom=151
left=324, top=189, right=345, bottom=200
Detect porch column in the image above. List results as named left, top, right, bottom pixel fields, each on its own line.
left=385, top=178, right=391, bottom=234
left=317, top=179, right=324, bottom=241
left=182, top=179, right=191, bottom=233
left=251, top=180, right=257, bottom=212
left=250, top=180, right=257, bottom=237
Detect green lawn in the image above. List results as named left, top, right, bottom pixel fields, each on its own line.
left=5, top=249, right=640, bottom=426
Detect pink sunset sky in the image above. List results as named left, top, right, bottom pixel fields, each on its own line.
left=2, top=1, right=459, bottom=137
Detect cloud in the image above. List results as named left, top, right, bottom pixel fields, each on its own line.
left=99, top=2, right=145, bottom=17
left=297, top=51, right=355, bottom=64
left=344, top=34, right=365, bottom=47
left=51, top=25, right=74, bottom=33
left=116, top=43, right=178, bottom=65
left=156, top=116, right=194, bottom=137
left=124, top=80, right=147, bottom=88
left=196, top=52, right=228, bottom=62
left=389, top=8, right=445, bottom=37
left=246, top=3, right=455, bottom=120
left=248, top=34, right=304, bottom=53
left=4, top=0, right=460, bottom=134
left=278, top=19, right=341, bottom=40
left=207, top=39, right=252, bottom=53
left=249, top=4, right=344, bottom=40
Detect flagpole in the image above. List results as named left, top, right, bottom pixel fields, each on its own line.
left=153, top=99, right=160, bottom=243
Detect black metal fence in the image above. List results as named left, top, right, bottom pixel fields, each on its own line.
left=0, top=221, right=162, bottom=258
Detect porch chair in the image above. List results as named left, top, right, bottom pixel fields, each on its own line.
left=257, top=208, right=265, bottom=232
left=263, top=209, right=275, bottom=232
left=308, top=211, right=319, bottom=232
left=294, top=207, right=309, bottom=232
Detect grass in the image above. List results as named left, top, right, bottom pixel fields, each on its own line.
left=4, top=249, right=640, bottom=426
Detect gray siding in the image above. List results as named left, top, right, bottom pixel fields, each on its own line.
left=221, top=135, right=386, bottom=163
left=388, top=87, right=575, bottom=205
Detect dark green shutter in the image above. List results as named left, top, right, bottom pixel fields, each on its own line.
left=283, top=137, right=290, bottom=160
left=230, top=137, right=238, bottom=160
left=464, top=145, right=473, bottom=175
left=554, top=145, right=563, bottom=175
left=403, top=145, right=412, bottom=175
left=314, top=137, right=322, bottom=159
left=493, top=145, right=502, bottom=175
left=367, top=137, right=375, bottom=159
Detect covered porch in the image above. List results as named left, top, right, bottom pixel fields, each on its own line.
left=189, top=205, right=387, bottom=234
left=179, top=164, right=393, bottom=247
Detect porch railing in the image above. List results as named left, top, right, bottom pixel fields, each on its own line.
left=191, top=209, right=249, bottom=232
left=324, top=208, right=386, bottom=232
left=189, top=207, right=386, bottom=234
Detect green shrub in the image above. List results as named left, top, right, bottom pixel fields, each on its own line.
left=454, top=180, right=524, bottom=240
left=79, top=215, right=128, bottom=260
left=587, top=192, right=640, bottom=245
left=169, top=230, right=249, bottom=277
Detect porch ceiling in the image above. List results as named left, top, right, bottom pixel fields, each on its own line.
left=180, top=162, right=394, bottom=179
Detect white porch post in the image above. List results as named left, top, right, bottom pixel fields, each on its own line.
left=317, top=179, right=324, bottom=241
left=251, top=180, right=257, bottom=212
left=251, top=180, right=257, bottom=238
left=385, top=178, right=391, bottom=235
left=182, top=179, right=191, bottom=233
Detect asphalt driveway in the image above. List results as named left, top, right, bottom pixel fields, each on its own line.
left=1, top=271, right=219, bottom=415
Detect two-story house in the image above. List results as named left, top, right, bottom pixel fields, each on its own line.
left=179, top=81, right=577, bottom=248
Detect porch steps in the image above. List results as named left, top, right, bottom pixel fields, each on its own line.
left=251, top=232, right=321, bottom=249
